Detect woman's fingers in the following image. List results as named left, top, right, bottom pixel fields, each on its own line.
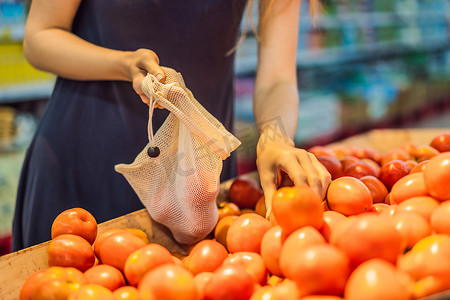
left=278, top=149, right=330, bottom=200
left=278, top=152, right=308, bottom=186
left=258, top=165, right=277, bottom=218
left=305, top=153, right=331, bottom=199
left=129, top=49, right=166, bottom=105
left=134, top=49, right=165, bottom=82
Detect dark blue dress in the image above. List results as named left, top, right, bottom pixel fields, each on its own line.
left=12, top=0, right=246, bottom=250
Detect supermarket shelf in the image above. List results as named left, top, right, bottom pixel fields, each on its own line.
left=0, top=23, right=24, bottom=43
left=0, top=80, right=54, bottom=104
left=297, top=38, right=450, bottom=68
left=235, top=37, right=450, bottom=75
left=303, top=11, right=449, bottom=29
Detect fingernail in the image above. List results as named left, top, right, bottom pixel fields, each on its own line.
left=156, top=74, right=163, bottom=81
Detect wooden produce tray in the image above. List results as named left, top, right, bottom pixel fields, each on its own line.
left=0, top=172, right=258, bottom=299
left=326, top=128, right=448, bottom=153
left=0, top=128, right=448, bottom=299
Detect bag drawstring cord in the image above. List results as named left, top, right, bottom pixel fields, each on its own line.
left=147, top=96, right=160, bottom=158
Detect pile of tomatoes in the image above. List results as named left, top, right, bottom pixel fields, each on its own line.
left=20, top=132, right=450, bottom=300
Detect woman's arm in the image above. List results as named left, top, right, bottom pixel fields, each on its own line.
left=23, top=0, right=164, bottom=103
left=253, top=0, right=331, bottom=215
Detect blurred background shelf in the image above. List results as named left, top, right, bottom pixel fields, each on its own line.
left=0, top=80, right=54, bottom=103
left=233, top=0, right=450, bottom=174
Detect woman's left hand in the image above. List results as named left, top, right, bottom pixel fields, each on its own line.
left=256, top=136, right=331, bottom=218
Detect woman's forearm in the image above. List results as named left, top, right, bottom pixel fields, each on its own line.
left=23, top=28, right=133, bottom=81
left=252, top=0, right=300, bottom=145
left=253, top=80, right=299, bottom=145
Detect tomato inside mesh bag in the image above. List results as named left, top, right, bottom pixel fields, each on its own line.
left=115, top=67, right=241, bottom=244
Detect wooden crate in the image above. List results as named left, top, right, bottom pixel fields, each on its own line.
left=326, top=128, right=448, bottom=153
left=0, top=171, right=257, bottom=299
left=0, top=128, right=448, bottom=299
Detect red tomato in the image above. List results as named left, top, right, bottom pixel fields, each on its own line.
left=272, top=185, right=324, bottom=234
left=21, top=267, right=86, bottom=300
left=194, top=272, right=213, bottom=300
left=308, top=145, right=338, bottom=158
left=51, top=208, right=98, bottom=245
left=413, top=145, right=440, bottom=163
left=399, top=141, right=418, bottom=155
left=430, top=132, right=450, bottom=152
left=214, top=215, right=238, bottom=250
left=430, top=200, right=450, bottom=235
left=423, top=152, right=450, bottom=201
left=217, top=201, right=240, bottom=221
left=282, top=244, right=350, bottom=297
left=94, top=229, right=131, bottom=258
left=331, top=214, right=402, bottom=269
left=123, top=243, right=174, bottom=286
left=397, top=234, right=450, bottom=280
left=381, top=149, right=411, bottom=166
left=409, top=160, right=428, bottom=173
left=250, top=279, right=300, bottom=300
left=20, top=270, right=48, bottom=300
left=138, top=264, right=197, bottom=300
left=223, top=252, right=267, bottom=285
left=32, top=278, right=80, bottom=300
left=378, top=159, right=410, bottom=191
left=260, top=225, right=286, bottom=277
left=353, top=147, right=380, bottom=162
left=405, top=159, right=418, bottom=171
left=390, top=211, right=431, bottom=252
left=84, top=265, right=125, bottom=291
left=30, top=267, right=87, bottom=300
left=316, top=156, right=343, bottom=180
left=48, top=234, right=95, bottom=272
left=203, top=264, right=254, bottom=300
left=359, top=175, right=388, bottom=204
left=67, top=284, right=114, bottom=300
left=342, top=162, right=378, bottom=179
left=301, top=296, right=343, bottom=300
left=279, top=226, right=326, bottom=279
left=396, top=196, right=439, bottom=221
left=390, top=172, right=429, bottom=204
left=380, top=204, right=397, bottom=218
left=344, top=259, right=411, bottom=300
left=340, top=156, right=361, bottom=170
left=320, top=210, right=347, bottom=242
left=326, top=177, right=373, bottom=216
left=228, top=177, right=263, bottom=209
left=361, top=158, right=381, bottom=174
left=254, top=195, right=267, bottom=217
left=112, top=286, right=139, bottom=300
left=184, top=239, right=229, bottom=275
left=330, top=145, right=354, bottom=159
left=226, top=213, right=271, bottom=253
left=95, top=230, right=146, bottom=272
left=369, top=203, right=390, bottom=214
left=412, top=275, right=450, bottom=299
left=123, top=228, right=150, bottom=244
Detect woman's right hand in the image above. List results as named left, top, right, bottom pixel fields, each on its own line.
left=128, top=49, right=166, bottom=105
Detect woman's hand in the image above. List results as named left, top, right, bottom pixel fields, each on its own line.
left=127, top=49, right=166, bottom=105
left=256, top=135, right=331, bottom=218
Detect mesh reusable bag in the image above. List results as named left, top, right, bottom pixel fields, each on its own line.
left=115, top=67, right=241, bottom=244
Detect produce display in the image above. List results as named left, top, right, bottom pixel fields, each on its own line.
left=17, top=131, right=450, bottom=299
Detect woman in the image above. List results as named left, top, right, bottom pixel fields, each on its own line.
left=12, top=0, right=330, bottom=250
